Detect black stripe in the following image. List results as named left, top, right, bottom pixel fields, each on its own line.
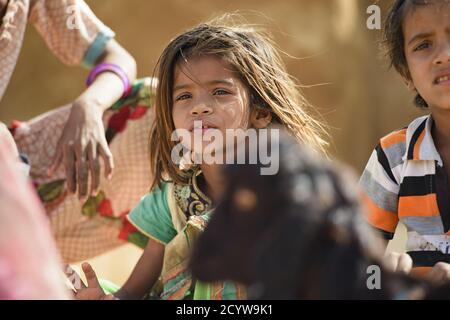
left=371, top=226, right=394, bottom=240
left=435, top=164, right=450, bottom=232
left=407, top=119, right=427, bottom=160
left=408, top=251, right=450, bottom=268
left=399, top=174, right=436, bottom=197
left=375, top=144, right=397, bottom=184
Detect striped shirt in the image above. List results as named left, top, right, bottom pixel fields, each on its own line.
left=360, top=115, right=450, bottom=270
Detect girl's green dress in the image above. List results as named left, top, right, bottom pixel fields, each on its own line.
left=102, top=169, right=246, bottom=300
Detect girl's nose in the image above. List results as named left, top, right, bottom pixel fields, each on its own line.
left=433, top=41, right=450, bottom=65
left=190, top=102, right=213, bottom=116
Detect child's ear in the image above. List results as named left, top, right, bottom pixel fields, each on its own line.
left=250, top=107, right=272, bottom=129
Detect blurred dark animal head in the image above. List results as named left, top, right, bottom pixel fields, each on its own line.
left=190, top=130, right=403, bottom=299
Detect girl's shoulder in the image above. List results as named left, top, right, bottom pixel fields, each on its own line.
left=133, top=182, right=172, bottom=220
left=127, top=181, right=177, bottom=245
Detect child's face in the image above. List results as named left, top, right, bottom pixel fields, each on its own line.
left=403, top=3, right=450, bottom=110
left=172, top=55, right=252, bottom=155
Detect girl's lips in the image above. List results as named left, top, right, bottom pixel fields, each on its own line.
left=189, top=121, right=218, bottom=132
left=192, top=127, right=218, bottom=135
left=435, top=75, right=450, bottom=85
left=435, top=70, right=450, bottom=85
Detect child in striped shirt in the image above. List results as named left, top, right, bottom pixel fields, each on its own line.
left=360, top=0, right=450, bottom=284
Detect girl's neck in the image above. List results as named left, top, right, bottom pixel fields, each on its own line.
left=431, top=108, right=450, bottom=151
left=200, top=163, right=225, bottom=203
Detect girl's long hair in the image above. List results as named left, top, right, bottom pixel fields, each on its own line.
left=149, top=15, right=329, bottom=189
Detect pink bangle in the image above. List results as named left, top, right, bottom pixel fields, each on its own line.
left=86, top=63, right=132, bottom=97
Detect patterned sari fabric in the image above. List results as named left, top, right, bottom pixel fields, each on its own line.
left=0, top=134, right=69, bottom=299
left=0, top=0, right=114, bottom=101
left=11, top=78, right=156, bottom=262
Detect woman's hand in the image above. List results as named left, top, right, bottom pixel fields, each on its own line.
left=49, top=101, right=113, bottom=200
left=65, top=263, right=114, bottom=300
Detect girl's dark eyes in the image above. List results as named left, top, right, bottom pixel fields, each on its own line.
left=414, top=42, right=431, bottom=52
left=175, top=89, right=230, bottom=101
left=175, top=93, right=192, bottom=101
left=213, top=89, right=230, bottom=96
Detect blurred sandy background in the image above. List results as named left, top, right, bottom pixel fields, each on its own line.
left=0, top=0, right=420, bottom=285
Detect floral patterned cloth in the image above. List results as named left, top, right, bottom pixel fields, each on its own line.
left=12, top=78, right=156, bottom=262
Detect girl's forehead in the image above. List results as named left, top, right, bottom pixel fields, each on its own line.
left=402, top=3, right=450, bottom=38
left=403, top=2, right=450, bottom=27
left=173, top=55, right=239, bottom=85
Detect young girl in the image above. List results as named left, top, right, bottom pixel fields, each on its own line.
left=72, top=16, right=328, bottom=300
left=360, top=0, right=450, bottom=283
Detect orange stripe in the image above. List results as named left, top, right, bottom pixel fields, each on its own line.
left=236, top=283, right=247, bottom=300
left=362, top=194, right=398, bottom=233
left=380, top=129, right=407, bottom=149
left=214, top=282, right=223, bottom=300
left=413, top=128, right=426, bottom=160
left=236, top=283, right=242, bottom=300
left=167, top=284, right=190, bottom=300
left=161, top=264, right=188, bottom=283
left=398, top=194, right=440, bottom=217
left=410, top=267, right=432, bottom=277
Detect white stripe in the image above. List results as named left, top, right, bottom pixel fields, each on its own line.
left=420, top=116, right=443, bottom=165
left=406, top=231, right=450, bottom=254
left=400, top=160, right=435, bottom=181
left=364, top=150, right=400, bottom=194
left=405, top=115, right=429, bottom=147
left=391, top=162, right=403, bottom=183
left=402, top=115, right=430, bottom=162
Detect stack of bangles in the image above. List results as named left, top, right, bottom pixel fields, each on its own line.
left=86, top=63, right=132, bottom=98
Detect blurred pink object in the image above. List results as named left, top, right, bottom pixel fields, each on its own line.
left=0, top=136, right=69, bottom=299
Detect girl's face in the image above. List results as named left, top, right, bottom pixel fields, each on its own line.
left=403, top=3, right=450, bottom=110
left=171, top=55, right=252, bottom=154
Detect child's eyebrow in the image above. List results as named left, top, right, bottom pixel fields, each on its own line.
left=173, top=83, right=192, bottom=92
left=407, top=31, right=434, bottom=46
left=173, top=79, right=235, bottom=92
left=207, top=79, right=235, bottom=87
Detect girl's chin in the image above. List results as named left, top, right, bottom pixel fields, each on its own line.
left=189, top=148, right=226, bottom=164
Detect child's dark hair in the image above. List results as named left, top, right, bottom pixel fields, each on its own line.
left=383, top=0, right=442, bottom=108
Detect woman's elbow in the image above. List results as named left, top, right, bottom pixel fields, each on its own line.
left=123, top=50, right=137, bottom=82
left=103, top=40, right=137, bottom=82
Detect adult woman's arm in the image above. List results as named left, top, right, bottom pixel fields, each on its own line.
left=49, top=40, right=137, bottom=200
